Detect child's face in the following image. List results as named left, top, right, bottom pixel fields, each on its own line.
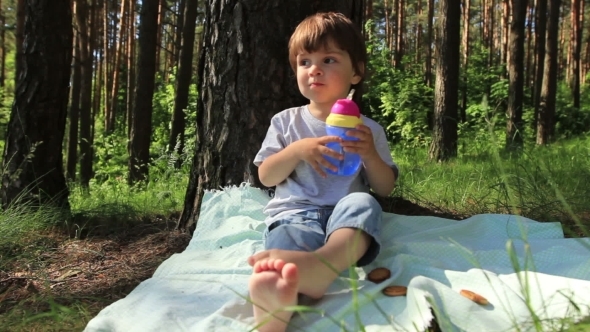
left=295, top=42, right=361, bottom=111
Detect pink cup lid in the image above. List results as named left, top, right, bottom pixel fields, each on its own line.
left=330, top=99, right=360, bottom=117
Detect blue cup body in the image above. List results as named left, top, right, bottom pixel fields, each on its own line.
left=324, top=125, right=362, bottom=176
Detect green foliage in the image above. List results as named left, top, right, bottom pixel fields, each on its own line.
left=364, top=21, right=433, bottom=148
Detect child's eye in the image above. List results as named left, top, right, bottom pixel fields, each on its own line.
left=299, top=59, right=310, bottom=66
left=324, top=58, right=336, bottom=64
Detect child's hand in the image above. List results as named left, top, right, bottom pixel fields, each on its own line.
left=294, top=136, right=343, bottom=177
left=341, top=125, right=380, bottom=162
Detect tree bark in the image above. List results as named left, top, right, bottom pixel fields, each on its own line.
left=537, top=0, right=561, bottom=144
left=126, top=0, right=136, bottom=134
left=534, top=0, right=547, bottom=128
left=569, top=0, right=582, bottom=108
left=177, top=0, right=364, bottom=231
left=76, top=0, right=94, bottom=188
left=395, top=0, right=405, bottom=69
left=506, top=0, right=527, bottom=150
left=168, top=0, right=198, bottom=157
left=1, top=0, right=72, bottom=209
left=425, top=0, right=434, bottom=86
left=0, top=0, right=5, bottom=89
left=67, top=29, right=82, bottom=181
left=15, top=0, right=24, bottom=80
left=128, top=0, right=159, bottom=184
left=107, top=0, right=128, bottom=133
left=428, top=0, right=460, bottom=162
left=460, top=0, right=470, bottom=123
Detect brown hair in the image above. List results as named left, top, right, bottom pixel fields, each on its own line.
left=288, top=12, right=366, bottom=85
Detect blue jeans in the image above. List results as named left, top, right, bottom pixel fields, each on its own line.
left=263, top=192, right=382, bottom=267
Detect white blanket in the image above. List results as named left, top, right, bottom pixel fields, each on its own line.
left=85, top=184, right=590, bottom=332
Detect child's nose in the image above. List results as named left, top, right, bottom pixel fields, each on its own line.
left=309, top=64, right=323, bottom=76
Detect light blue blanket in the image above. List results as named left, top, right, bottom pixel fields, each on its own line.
left=85, top=184, right=590, bottom=331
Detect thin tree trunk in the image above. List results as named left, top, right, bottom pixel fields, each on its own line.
left=155, top=0, right=165, bottom=75
left=506, top=0, right=527, bottom=150
left=0, top=0, right=5, bottom=89
left=15, top=0, right=24, bottom=80
left=395, top=0, right=405, bottom=69
left=501, top=0, right=510, bottom=77
left=537, top=0, right=561, bottom=144
left=128, top=0, right=159, bottom=184
left=416, top=0, right=422, bottom=64
left=1, top=0, right=72, bottom=208
left=584, top=7, right=590, bottom=82
left=107, top=0, right=128, bottom=133
left=168, top=0, right=198, bottom=156
left=525, top=1, right=534, bottom=96
left=488, top=0, right=495, bottom=70
left=126, top=0, right=136, bottom=133
left=570, top=0, right=582, bottom=108
left=384, top=0, right=390, bottom=49
left=92, top=0, right=103, bottom=142
left=173, top=0, right=187, bottom=65
left=103, top=0, right=111, bottom=131
left=428, top=0, right=460, bottom=161
left=67, top=29, right=82, bottom=181
left=534, top=0, right=547, bottom=131
left=461, top=0, right=470, bottom=123
left=77, top=0, right=94, bottom=188
left=426, top=0, right=434, bottom=86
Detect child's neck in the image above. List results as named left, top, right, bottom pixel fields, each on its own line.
left=307, top=102, right=332, bottom=122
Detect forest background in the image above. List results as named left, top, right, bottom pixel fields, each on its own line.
left=0, top=0, right=588, bottom=330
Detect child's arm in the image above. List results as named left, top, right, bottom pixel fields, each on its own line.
left=341, top=124, right=397, bottom=197
left=259, top=136, right=343, bottom=187
left=363, top=156, right=396, bottom=197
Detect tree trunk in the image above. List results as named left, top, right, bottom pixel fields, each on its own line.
left=0, top=0, right=5, bottom=89
left=501, top=0, right=510, bottom=77
left=77, top=0, right=94, bottom=188
left=525, top=2, right=533, bottom=96
left=534, top=0, right=547, bottom=129
left=126, top=0, right=136, bottom=134
left=395, top=0, right=405, bottom=69
left=425, top=0, right=434, bottom=86
left=173, top=0, right=187, bottom=65
left=67, top=29, right=82, bottom=181
left=569, top=0, right=582, bottom=108
left=107, top=0, right=128, bottom=133
left=15, top=0, right=24, bottom=80
left=415, top=0, right=422, bottom=64
left=177, top=0, right=364, bottom=232
left=128, top=0, right=159, bottom=184
left=428, top=0, right=460, bottom=162
left=1, top=0, right=72, bottom=209
left=537, top=0, right=561, bottom=144
left=103, top=0, right=111, bottom=131
left=460, top=0, right=470, bottom=123
left=168, top=0, right=198, bottom=156
left=506, top=0, right=526, bottom=150
left=155, top=0, right=165, bottom=75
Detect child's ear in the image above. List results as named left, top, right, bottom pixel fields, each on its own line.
left=352, top=63, right=364, bottom=85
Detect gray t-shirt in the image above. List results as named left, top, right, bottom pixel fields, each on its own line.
left=254, top=105, right=398, bottom=223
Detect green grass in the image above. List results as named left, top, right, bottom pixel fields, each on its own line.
left=392, top=134, right=590, bottom=236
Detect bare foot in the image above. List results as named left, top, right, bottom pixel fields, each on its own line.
left=249, top=249, right=340, bottom=299
left=249, top=258, right=299, bottom=332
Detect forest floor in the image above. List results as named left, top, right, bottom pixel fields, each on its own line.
left=0, top=197, right=587, bottom=331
